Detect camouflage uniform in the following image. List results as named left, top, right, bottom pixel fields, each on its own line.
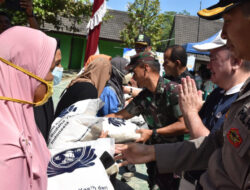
left=125, top=76, right=183, bottom=190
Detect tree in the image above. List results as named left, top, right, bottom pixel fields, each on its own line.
left=0, top=0, right=111, bottom=32
left=120, top=0, right=164, bottom=50
left=33, top=0, right=92, bottom=31
left=155, top=11, right=176, bottom=52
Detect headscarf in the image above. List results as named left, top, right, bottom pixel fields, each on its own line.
left=107, top=57, right=128, bottom=108
left=0, top=26, right=56, bottom=190
left=84, top=54, right=111, bottom=68
left=78, top=56, right=112, bottom=97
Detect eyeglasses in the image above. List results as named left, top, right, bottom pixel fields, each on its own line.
left=135, top=47, right=146, bottom=50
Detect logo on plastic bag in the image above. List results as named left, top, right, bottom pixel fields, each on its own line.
left=108, top=118, right=126, bottom=127
left=59, top=105, right=77, bottom=118
left=47, top=146, right=97, bottom=177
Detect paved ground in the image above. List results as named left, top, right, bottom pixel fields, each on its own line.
left=52, top=71, right=195, bottom=190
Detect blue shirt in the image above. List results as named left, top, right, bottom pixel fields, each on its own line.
left=199, top=87, right=239, bottom=133
left=97, top=86, right=120, bottom=116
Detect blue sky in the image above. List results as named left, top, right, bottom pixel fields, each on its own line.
left=106, top=0, right=219, bottom=16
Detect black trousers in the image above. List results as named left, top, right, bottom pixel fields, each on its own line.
left=146, top=161, right=180, bottom=190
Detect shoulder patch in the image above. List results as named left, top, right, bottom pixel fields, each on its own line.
left=227, top=128, right=242, bottom=148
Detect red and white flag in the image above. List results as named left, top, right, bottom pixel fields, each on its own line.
left=84, top=0, right=106, bottom=64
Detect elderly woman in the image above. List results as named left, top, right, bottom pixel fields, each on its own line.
left=0, top=26, right=56, bottom=190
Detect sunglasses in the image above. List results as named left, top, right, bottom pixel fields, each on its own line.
left=135, top=46, right=146, bottom=51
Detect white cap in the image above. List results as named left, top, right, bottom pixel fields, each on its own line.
left=193, top=30, right=227, bottom=52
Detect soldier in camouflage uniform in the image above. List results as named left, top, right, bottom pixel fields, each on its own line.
left=107, top=52, right=188, bottom=190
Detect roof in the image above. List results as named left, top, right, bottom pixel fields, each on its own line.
left=42, top=9, right=130, bottom=42
left=174, top=14, right=223, bottom=45
left=172, top=15, right=223, bottom=61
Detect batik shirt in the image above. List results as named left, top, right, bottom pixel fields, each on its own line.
left=125, top=76, right=183, bottom=143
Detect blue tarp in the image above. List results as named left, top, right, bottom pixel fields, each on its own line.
left=183, top=31, right=220, bottom=56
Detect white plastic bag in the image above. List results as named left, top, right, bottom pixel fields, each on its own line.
left=48, top=98, right=141, bottom=148
left=48, top=116, right=141, bottom=149
left=48, top=139, right=115, bottom=190
left=48, top=99, right=104, bottom=149
left=48, top=115, right=104, bottom=149
left=56, top=98, right=104, bottom=118
left=102, top=117, right=141, bottom=143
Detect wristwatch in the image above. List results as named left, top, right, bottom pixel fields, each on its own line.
left=129, top=88, right=133, bottom=96
left=152, top=128, right=158, bottom=139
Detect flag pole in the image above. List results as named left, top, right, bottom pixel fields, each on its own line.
left=83, top=0, right=106, bottom=65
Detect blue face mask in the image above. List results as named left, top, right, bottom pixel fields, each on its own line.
left=52, top=66, right=64, bottom=86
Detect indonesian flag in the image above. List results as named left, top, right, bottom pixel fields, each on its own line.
left=84, top=0, right=107, bottom=64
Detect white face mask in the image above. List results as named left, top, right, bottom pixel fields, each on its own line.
left=52, top=66, right=64, bottom=86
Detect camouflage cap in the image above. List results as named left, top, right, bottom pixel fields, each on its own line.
left=198, top=0, right=246, bottom=20
left=126, top=52, right=157, bottom=72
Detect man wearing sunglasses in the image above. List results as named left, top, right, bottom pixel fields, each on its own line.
left=134, top=34, right=152, bottom=54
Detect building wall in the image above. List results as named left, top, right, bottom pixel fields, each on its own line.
left=99, top=40, right=124, bottom=58
left=46, top=32, right=72, bottom=69
left=46, top=32, right=124, bottom=70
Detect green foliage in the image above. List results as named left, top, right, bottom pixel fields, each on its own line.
left=156, top=11, right=176, bottom=52
left=0, top=0, right=111, bottom=32
left=120, top=0, right=191, bottom=52
left=120, top=0, right=164, bottom=50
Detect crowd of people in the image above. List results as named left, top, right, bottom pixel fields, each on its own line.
left=0, top=0, right=249, bottom=190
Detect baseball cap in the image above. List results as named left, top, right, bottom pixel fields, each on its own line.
left=135, top=34, right=151, bottom=46
left=198, top=0, right=246, bottom=20
left=126, top=52, right=157, bottom=72
left=193, top=30, right=227, bottom=51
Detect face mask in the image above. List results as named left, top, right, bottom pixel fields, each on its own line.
left=0, top=57, right=53, bottom=107
left=52, top=66, right=63, bottom=86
